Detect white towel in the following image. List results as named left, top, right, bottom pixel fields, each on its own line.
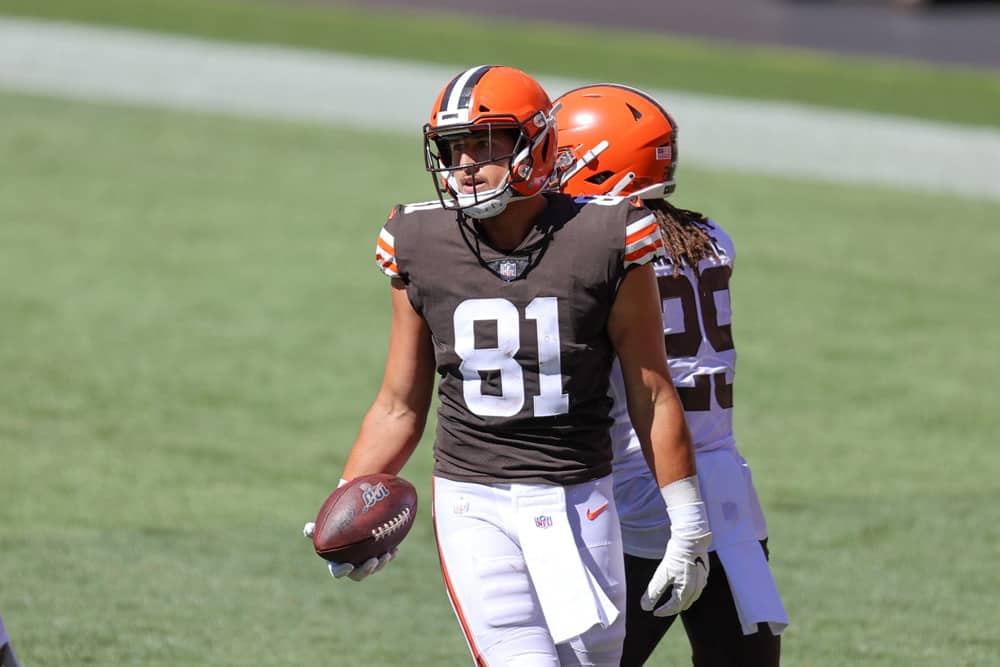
left=697, top=449, right=789, bottom=635
left=513, top=484, right=619, bottom=643
left=716, top=542, right=788, bottom=635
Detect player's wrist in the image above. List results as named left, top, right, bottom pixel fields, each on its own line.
left=660, top=475, right=702, bottom=506
left=660, top=476, right=711, bottom=544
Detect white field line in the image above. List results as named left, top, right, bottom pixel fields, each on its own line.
left=2, top=17, right=999, bottom=201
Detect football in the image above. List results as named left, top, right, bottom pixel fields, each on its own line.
left=311, top=473, right=418, bottom=566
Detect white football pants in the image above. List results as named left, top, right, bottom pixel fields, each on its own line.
left=433, top=475, right=627, bottom=667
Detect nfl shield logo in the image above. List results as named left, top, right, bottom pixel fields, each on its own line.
left=534, top=515, right=553, bottom=529
left=499, top=261, right=518, bottom=281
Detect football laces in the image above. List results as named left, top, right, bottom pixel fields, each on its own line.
left=371, top=507, right=413, bottom=542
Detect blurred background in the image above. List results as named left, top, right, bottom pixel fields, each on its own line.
left=1, top=1, right=998, bottom=665
left=337, top=0, right=1000, bottom=68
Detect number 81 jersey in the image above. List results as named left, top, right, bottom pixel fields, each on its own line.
left=374, top=193, right=664, bottom=486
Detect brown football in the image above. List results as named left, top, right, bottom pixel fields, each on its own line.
left=311, top=473, right=418, bottom=566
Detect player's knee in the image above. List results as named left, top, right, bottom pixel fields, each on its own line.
left=557, top=617, right=626, bottom=667
left=591, top=621, right=627, bottom=665
left=480, top=627, right=559, bottom=666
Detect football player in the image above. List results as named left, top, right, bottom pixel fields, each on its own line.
left=553, top=84, right=789, bottom=666
left=314, top=66, right=712, bottom=666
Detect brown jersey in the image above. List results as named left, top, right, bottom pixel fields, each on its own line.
left=374, top=193, right=664, bottom=485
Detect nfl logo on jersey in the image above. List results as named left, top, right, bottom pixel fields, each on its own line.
left=534, top=515, right=553, bottom=529
left=488, top=255, right=531, bottom=282
left=499, top=260, right=518, bottom=281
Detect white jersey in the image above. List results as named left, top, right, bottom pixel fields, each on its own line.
left=609, top=219, right=789, bottom=634
left=609, top=220, right=767, bottom=555
left=610, top=220, right=737, bottom=474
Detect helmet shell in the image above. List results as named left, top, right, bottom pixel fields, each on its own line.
left=553, top=84, right=677, bottom=198
left=426, top=65, right=556, bottom=200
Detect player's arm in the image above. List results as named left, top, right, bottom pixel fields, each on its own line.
left=608, top=262, right=711, bottom=617
left=341, top=278, right=436, bottom=479
left=608, top=262, right=694, bottom=485
left=304, top=278, right=434, bottom=582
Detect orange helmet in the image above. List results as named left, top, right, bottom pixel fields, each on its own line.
left=552, top=84, right=678, bottom=199
left=424, top=65, right=557, bottom=218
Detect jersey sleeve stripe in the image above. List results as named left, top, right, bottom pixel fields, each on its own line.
left=623, top=215, right=665, bottom=268
left=375, top=228, right=399, bottom=277
left=375, top=250, right=400, bottom=277
left=624, top=241, right=662, bottom=263
left=624, top=219, right=657, bottom=245
left=378, top=228, right=395, bottom=249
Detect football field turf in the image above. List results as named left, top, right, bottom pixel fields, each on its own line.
left=1, top=3, right=999, bottom=666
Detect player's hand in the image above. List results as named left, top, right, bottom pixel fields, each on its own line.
left=642, top=530, right=710, bottom=616
left=640, top=476, right=712, bottom=616
left=302, top=521, right=399, bottom=582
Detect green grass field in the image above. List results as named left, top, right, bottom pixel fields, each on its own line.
left=1, top=3, right=999, bottom=665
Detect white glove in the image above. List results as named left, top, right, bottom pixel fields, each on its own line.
left=302, top=520, right=399, bottom=582
left=640, top=476, right=712, bottom=617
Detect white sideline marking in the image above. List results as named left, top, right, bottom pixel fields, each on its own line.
left=1, top=17, right=999, bottom=201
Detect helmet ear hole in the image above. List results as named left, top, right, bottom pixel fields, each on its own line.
left=585, top=170, right=614, bottom=185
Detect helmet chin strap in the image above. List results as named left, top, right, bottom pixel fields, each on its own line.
left=460, top=189, right=513, bottom=219
left=447, top=173, right=516, bottom=219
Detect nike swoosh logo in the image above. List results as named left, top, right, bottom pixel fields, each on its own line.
left=586, top=502, right=610, bottom=521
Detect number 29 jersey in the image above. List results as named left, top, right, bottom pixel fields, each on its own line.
left=374, top=193, right=664, bottom=486
left=609, top=220, right=738, bottom=477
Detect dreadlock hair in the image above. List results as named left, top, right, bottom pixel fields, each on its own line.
left=642, top=198, right=719, bottom=276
